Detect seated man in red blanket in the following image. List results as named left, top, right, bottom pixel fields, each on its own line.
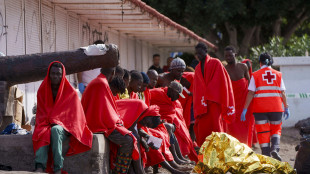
left=33, top=62, right=93, bottom=174
left=146, top=69, right=158, bottom=89
left=150, top=81, right=198, bottom=163
left=117, top=101, right=190, bottom=174
left=81, top=66, right=139, bottom=174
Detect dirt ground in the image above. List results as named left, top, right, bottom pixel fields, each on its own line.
left=147, top=127, right=300, bottom=174
left=254, top=127, right=300, bottom=167
left=0, top=128, right=299, bottom=174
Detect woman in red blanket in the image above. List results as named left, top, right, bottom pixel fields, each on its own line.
left=193, top=43, right=235, bottom=147
left=33, top=62, right=93, bottom=174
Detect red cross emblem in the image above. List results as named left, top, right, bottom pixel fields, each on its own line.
left=262, top=70, right=276, bottom=84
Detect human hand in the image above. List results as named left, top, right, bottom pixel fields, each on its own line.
left=148, top=142, right=156, bottom=149
left=283, top=107, right=290, bottom=120
left=241, top=109, right=247, bottom=122
left=140, top=137, right=150, bottom=152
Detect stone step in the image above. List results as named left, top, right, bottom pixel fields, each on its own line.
left=0, top=134, right=109, bottom=174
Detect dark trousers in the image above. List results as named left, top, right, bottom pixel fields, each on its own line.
left=253, top=112, right=283, bottom=155
left=108, top=129, right=134, bottom=153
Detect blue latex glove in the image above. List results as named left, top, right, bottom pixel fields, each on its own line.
left=78, top=83, right=85, bottom=94
left=283, top=107, right=290, bottom=120
left=241, top=108, right=247, bottom=122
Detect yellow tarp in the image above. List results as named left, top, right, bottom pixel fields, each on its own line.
left=194, top=132, right=296, bottom=174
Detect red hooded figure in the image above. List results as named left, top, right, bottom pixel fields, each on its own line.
left=150, top=87, right=198, bottom=162
left=32, top=61, right=93, bottom=172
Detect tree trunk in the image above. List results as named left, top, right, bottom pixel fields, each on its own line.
left=239, top=26, right=257, bottom=56
left=224, top=22, right=238, bottom=51
left=253, top=26, right=261, bottom=46
left=0, top=44, right=119, bottom=86
left=273, top=16, right=282, bottom=36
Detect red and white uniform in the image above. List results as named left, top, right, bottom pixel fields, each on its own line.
left=248, top=65, right=285, bottom=149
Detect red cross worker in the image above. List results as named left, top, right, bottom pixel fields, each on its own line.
left=241, top=53, right=290, bottom=161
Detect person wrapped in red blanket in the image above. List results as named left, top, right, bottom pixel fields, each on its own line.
left=128, top=70, right=143, bottom=99
left=115, top=99, right=149, bottom=174
left=117, top=70, right=191, bottom=173
left=33, top=62, right=93, bottom=174
left=179, top=72, right=195, bottom=129
left=81, top=67, right=139, bottom=174
left=117, top=102, right=188, bottom=174
left=224, top=46, right=253, bottom=146
left=242, top=58, right=258, bottom=147
left=150, top=82, right=198, bottom=162
left=193, top=43, right=235, bottom=147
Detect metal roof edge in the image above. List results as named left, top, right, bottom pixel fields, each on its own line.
left=127, top=0, right=218, bottom=51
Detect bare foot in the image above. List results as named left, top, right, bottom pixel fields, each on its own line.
left=172, top=170, right=190, bottom=174
left=34, top=168, right=44, bottom=173
left=145, top=166, right=152, bottom=173
left=175, top=165, right=193, bottom=172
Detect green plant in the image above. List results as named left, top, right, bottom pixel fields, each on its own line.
left=249, top=35, right=310, bottom=70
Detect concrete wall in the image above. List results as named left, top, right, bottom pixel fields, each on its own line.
left=274, top=57, right=310, bottom=127
left=0, top=134, right=109, bottom=174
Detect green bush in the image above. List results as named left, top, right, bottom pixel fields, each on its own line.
left=249, top=35, right=310, bottom=70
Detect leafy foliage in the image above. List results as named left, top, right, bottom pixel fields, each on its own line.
left=249, top=35, right=310, bottom=70
left=143, top=0, right=310, bottom=56
left=251, top=35, right=310, bottom=58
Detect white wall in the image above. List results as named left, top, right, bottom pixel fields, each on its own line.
left=0, top=0, right=166, bottom=122
left=127, top=37, right=136, bottom=71
left=119, top=34, right=128, bottom=69
left=0, top=0, right=103, bottom=122
left=274, top=57, right=310, bottom=127
left=141, top=41, right=149, bottom=72
left=0, top=0, right=6, bottom=54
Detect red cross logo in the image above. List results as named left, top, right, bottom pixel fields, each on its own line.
left=227, top=106, right=235, bottom=116
left=262, top=70, right=276, bottom=84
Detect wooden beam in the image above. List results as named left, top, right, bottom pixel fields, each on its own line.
left=67, top=8, right=133, bottom=11
left=79, top=13, right=142, bottom=16
left=53, top=2, right=122, bottom=5
left=51, top=0, right=121, bottom=3
left=89, top=18, right=152, bottom=21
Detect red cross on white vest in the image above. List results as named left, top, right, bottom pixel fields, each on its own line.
left=262, top=70, right=276, bottom=84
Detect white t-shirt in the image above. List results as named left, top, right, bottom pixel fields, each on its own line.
left=248, top=65, right=286, bottom=92
left=81, top=68, right=101, bottom=86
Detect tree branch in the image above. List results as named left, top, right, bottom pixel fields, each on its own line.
left=283, top=10, right=309, bottom=44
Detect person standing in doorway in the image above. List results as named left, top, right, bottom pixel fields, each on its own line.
left=148, top=54, right=164, bottom=74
